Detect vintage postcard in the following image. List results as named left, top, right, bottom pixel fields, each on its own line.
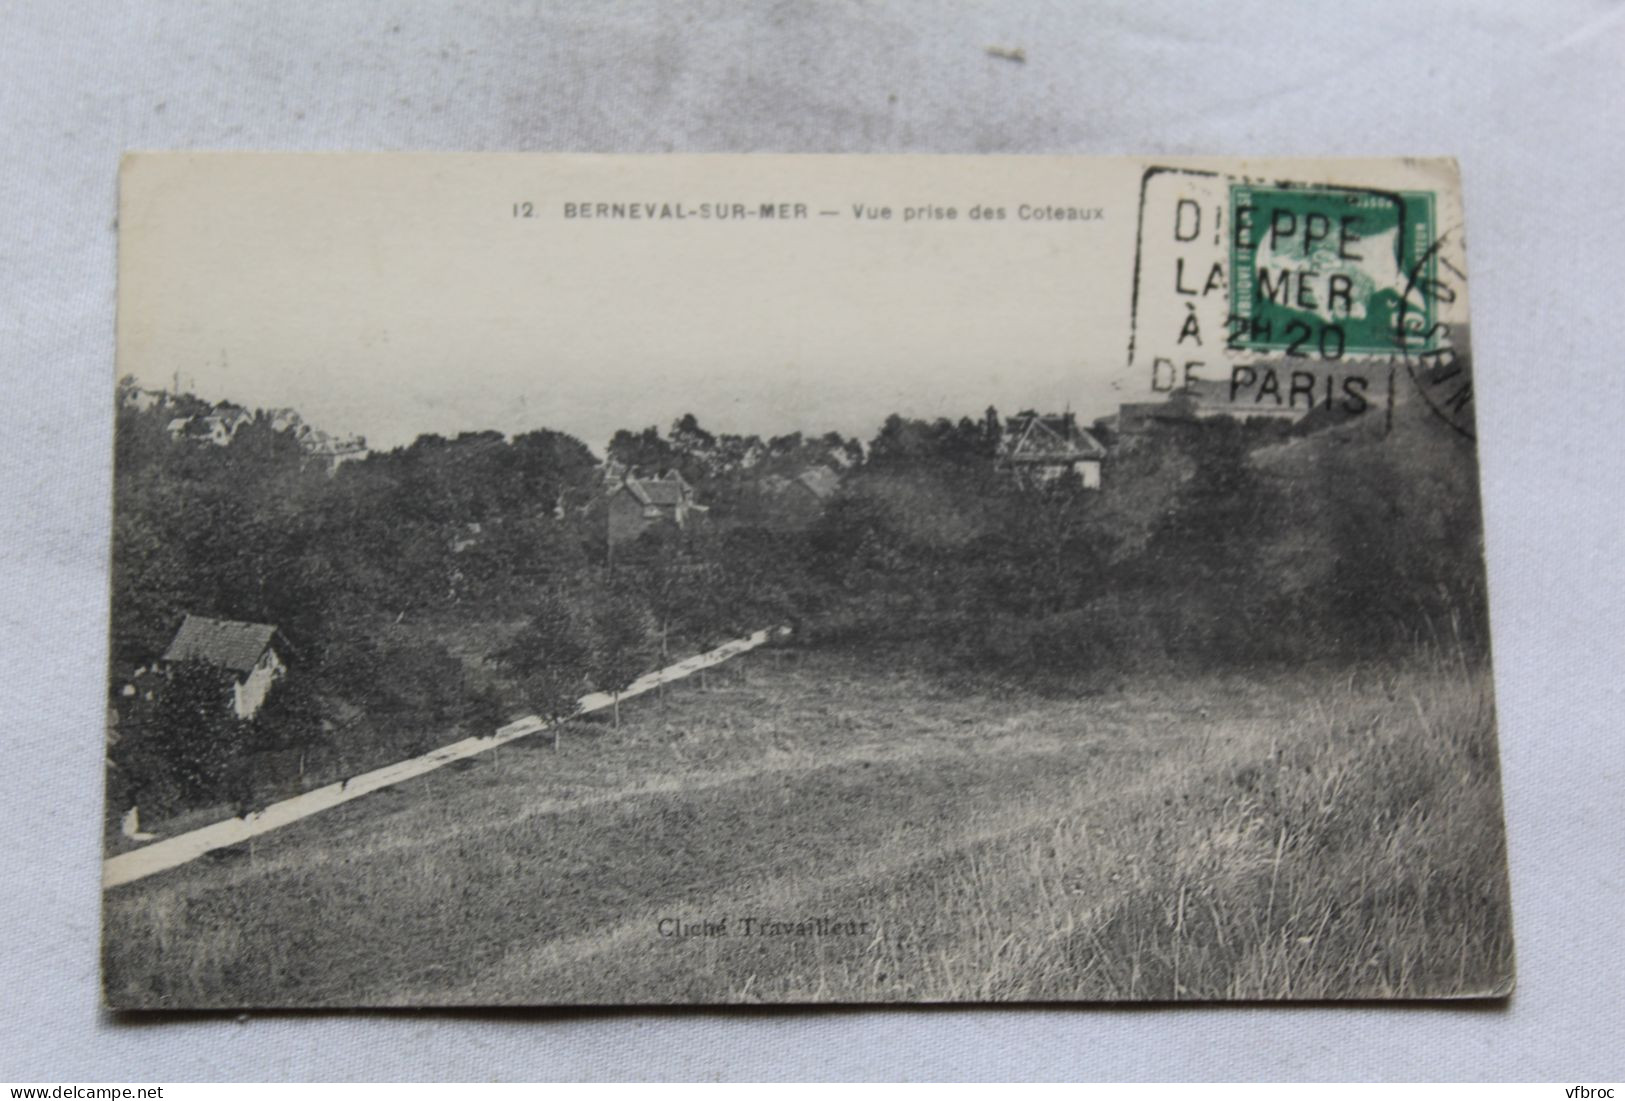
left=104, top=154, right=1513, bottom=1007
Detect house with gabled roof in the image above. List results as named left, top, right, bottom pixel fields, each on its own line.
left=120, top=386, right=167, bottom=413
left=793, top=466, right=842, bottom=503
left=606, top=470, right=706, bottom=546
left=159, top=614, right=288, bottom=720
left=166, top=406, right=253, bottom=446
left=997, top=410, right=1107, bottom=488
left=1117, top=379, right=1314, bottom=444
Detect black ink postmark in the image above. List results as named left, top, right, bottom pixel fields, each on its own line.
left=1392, top=225, right=1475, bottom=440
left=1130, top=166, right=1466, bottom=434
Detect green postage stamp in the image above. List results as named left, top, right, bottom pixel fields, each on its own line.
left=1227, top=184, right=1437, bottom=359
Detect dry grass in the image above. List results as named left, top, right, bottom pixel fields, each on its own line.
left=784, top=657, right=1515, bottom=1003
left=102, top=649, right=1513, bottom=1007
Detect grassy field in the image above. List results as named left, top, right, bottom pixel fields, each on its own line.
left=101, top=648, right=1514, bottom=1006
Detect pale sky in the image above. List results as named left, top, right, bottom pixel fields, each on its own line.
left=118, top=154, right=1460, bottom=453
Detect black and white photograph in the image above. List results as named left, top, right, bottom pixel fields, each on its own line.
left=7, top=0, right=1625, bottom=1085
left=100, top=153, right=1514, bottom=1008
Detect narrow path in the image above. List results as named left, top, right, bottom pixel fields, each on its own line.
left=101, top=628, right=781, bottom=890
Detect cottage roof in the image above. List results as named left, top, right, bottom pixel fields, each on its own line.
left=617, top=472, right=691, bottom=507
left=1004, top=412, right=1107, bottom=461
left=795, top=466, right=842, bottom=500
left=161, top=615, right=279, bottom=673
left=1117, top=401, right=1180, bottom=433
left=639, top=481, right=686, bottom=506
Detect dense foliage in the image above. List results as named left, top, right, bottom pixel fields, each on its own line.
left=109, top=377, right=1490, bottom=821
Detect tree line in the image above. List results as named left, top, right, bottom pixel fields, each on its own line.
left=109, top=377, right=1491, bottom=822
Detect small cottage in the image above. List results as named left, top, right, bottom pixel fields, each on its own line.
left=606, top=470, right=706, bottom=546
left=793, top=466, right=842, bottom=503
left=160, top=614, right=288, bottom=720
left=997, top=411, right=1107, bottom=488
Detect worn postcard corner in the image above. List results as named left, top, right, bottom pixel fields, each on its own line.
left=104, top=153, right=1512, bottom=1008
